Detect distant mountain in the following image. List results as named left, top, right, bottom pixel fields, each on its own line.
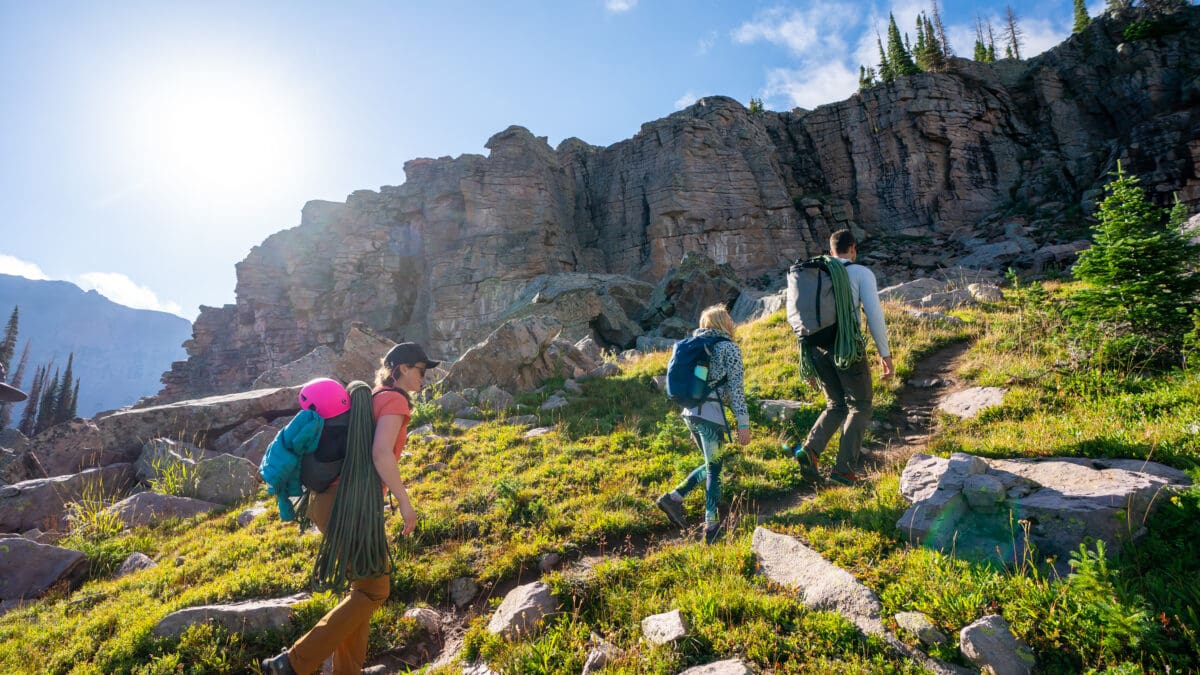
left=0, top=274, right=192, bottom=418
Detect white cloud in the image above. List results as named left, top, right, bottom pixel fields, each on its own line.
left=697, top=30, right=718, bottom=55
left=0, top=255, right=49, bottom=280
left=76, top=272, right=185, bottom=317
left=764, top=61, right=859, bottom=111
left=734, top=3, right=858, bottom=58
left=604, top=0, right=637, bottom=13
left=674, top=91, right=700, bottom=109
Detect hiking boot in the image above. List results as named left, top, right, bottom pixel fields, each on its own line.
left=828, top=470, right=865, bottom=487
left=703, top=522, right=725, bottom=545
left=792, top=445, right=820, bottom=480
left=655, top=494, right=687, bottom=529
left=261, top=651, right=296, bottom=675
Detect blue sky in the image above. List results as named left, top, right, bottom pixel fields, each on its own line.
left=0, top=0, right=1106, bottom=320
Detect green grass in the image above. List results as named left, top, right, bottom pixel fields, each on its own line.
left=2, top=289, right=1199, bottom=673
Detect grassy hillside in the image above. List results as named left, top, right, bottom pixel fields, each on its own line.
left=2, top=284, right=1198, bottom=674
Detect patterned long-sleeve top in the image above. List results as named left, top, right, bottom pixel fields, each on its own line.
left=681, top=328, right=750, bottom=430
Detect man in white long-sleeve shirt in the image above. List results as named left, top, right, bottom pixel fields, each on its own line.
left=794, top=229, right=893, bottom=486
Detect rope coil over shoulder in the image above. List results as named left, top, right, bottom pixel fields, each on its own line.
left=799, top=256, right=867, bottom=378
left=311, top=380, right=393, bottom=591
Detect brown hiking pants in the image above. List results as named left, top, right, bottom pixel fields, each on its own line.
left=803, top=343, right=873, bottom=475
left=286, top=484, right=390, bottom=675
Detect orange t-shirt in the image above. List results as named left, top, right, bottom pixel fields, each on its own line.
left=372, top=388, right=411, bottom=461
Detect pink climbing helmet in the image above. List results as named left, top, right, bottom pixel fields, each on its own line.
left=297, top=378, right=351, bottom=418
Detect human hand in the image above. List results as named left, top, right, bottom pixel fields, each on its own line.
left=400, top=503, right=418, bottom=537
left=879, top=355, right=894, bottom=379
left=737, top=427, right=751, bottom=446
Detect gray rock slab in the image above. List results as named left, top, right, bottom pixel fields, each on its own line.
left=236, top=506, right=269, bottom=527
left=752, top=526, right=885, bottom=636
left=523, top=427, right=555, bottom=439
left=678, top=659, right=753, bottom=675
left=115, top=552, right=157, bottom=578
left=0, top=538, right=89, bottom=601
left=478, top=385, right=516, bottom=413
left=486, top=580, right=557, bottom=639
left=539, top=394, right=569, bottom=411
left=937, top=387, right=1006, bottom=419
left=449, top=577, right=480, bottom=609
left=152, top=593, right=310, bottom=640
left=641, top=608, right=689, bottom=645
left=895, top=611, right=948, bottom=645
left=0, top=463, right=136, bottom=533
left=959, top=614, right=1035, bottom=675
left=192, top=454, right=258, bottom=506
left=880, top=278, right=947, bottom=304
left=106, top=491, right=221, bottom=528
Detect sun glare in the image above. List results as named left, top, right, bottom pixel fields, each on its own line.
left=126, top=70, right=308, bottom=199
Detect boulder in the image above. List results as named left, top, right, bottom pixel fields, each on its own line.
left=114, top=552, right=157, bottom=578
left=500, top=415, right=539, bottom=428
left=959, top=614, right=1035, bottom=675
left=134, top=438, right=211, bottom=484
left=938, top=387, right=1006, bottom=419
left=1031, top=240, right=1090, bottom=273
left=152, top=593, right=310, bottom=640
left=0, top=430, right=37, bottom=485
left=905, top=310, right=965, bottom=326
left=28, top=420, right=122, bottom=478
left=433, top=392, right=472, bottom=415
left=192, top=454, right=259, bottom=506
left=967, top=283, right=1003, bottom=303
left=635, top=336, right=676, bottom=353
left=583, top=362, right=620, bottom=379
left=678, top=659, right=754, bottom=675
left=917, top=289, right=975, bottom=310
left=641, top=609, right=689, bottom=645
left=95, top=386, right=303, bottom=464
left=250, top=324, right=397, bottom=389
left=523, top=427, right=554, bottom=439
left=581, top=637, right=622, bottom=675
left=641, top=252, right=743, bottom=326
left=574, top=336, right=605, bottom=366
left=0, top=463, right=137, bottom=533
left=730, top=288, right=786, bottom=324
left=751, top=526, right=884, bottom=636
left=478, top=386, right=516, bottom=413
left=879, top=278, right=947, bottom=304
left=236, top=505, right=268, bottom=527
left=898, top=452, right=1193, bottom=573
left=105, top=491, right=222, bottom=528
left=494, top=273, right=651, bottom=349
left=539, top=394, right=569, bottom=411
left=486, top=581, right=558, bottom=639
left=0, top=538, right=89, bottom=602
left=252, top=345, right=340, bottom=389
left=230, top=427, right=276, bottom=467
left=209, top=417, right=269, bottom=454
left=452, top=419, right=484, bottom=431
left=440, top=316, right=588, bottom=393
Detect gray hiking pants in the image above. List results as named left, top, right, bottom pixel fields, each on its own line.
left=803, top=344, right=873, bottom=475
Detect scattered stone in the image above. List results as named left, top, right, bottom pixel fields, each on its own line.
left=967, top=283, right=1003, bottom=302
left=0, top=463, right=137, bottom=533
left=959, top=614, right=1035, bottom=675
left=486, top=581, right=558, bottom=639
left=641, top=609, right=689, bottom=645
left=895, top=611, right=948, bottom=646
left=652, top=375, right=666, bottom=392
left=574, top=336, right=605, bottom=365
left=582, top=633, right=622, bottom=675
left=404, top=606, right=442, bottom=638
left=563, top=380, right=583, bottom=394
left=909, top=378, right=941, bottom=388
left=457, top=406, right=485, bottom=419
left=460, top=388, right=479, bottom=404
left=938, top=387, right=1006, bottom=419
left=500, top=415, right=539, bottom=428
left=230, top=427, right=276, bottom=467
left=678, top=659, right=754, bottom=675
left=106, top=492, right=222, bottom=528
left=880, top=278, right=947, bottom=304
left=236, top=506, right=269, bottom=527
left=751, top=527, right=884, bottom=636
left=452, top=418, right=484, bottom=431
left=539, top=394, right=569, bottom=411
left=583, top=362, right=620, bottom=379
left=449, top=577, right=480, bottom=609
left=115, top=552, right=157, bottom=578
left=434, top=392, right=472, bottom=415
left=905, top=310, right=965, bottom=326
left=151, top=593, right=310, bottom=640
left=523, top=427, right=555, bottom=439
left=918, top=289, right=975, bottom=310
left=538, top=552, right=561, bottom=573
left=0, top=538, right=89, bottom=603
left=759, top=399, right=806, bottom=423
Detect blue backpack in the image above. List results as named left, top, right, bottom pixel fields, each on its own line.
left=665, top=334, right=731, bottom=408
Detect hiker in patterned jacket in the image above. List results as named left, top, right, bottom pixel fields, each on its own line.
left=655, top=304, right=751, bottom=544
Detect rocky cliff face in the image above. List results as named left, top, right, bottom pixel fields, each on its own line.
left=159, top=7, right=1200, bottom=401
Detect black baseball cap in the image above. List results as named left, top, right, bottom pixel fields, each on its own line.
left=384, top=342, right=440, bottom=369
left=0, top=362, right=27, bottom=403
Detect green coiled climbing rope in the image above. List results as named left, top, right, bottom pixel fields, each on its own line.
left=311, top=380, right=392, bottom=591
left=799, top=255, right=867, bottom=378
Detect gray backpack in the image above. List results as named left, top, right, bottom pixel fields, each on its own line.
left=786, top=257, right=856, bottom=347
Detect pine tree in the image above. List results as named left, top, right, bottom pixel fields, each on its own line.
left=1073, top=0, right=1090, bottom=32
left=1069, top=164, right=1200, bottom=368
left=1005, top=5, right=1024, bottom=60
left=53, top=353, right=75, bottom=425
left=0, top=306, right=17, bottom=372
left=0, top=341, right=30, bottom=431
left=18, top=365, right=44, bottom=436
left=923, top=16, right=944, bottom=70
left=886, top=13, right=919, bottom=77
left=877, top=34, right=894, bottom=83
left=915, top=16, right=928, bottom=69
left=986, top=18, right=998, bottom=62
left=35, top=367, right=59, bottom=435
left=69, top=379, right=80, bottom=420
left=931, top=0, right=952, bottom=57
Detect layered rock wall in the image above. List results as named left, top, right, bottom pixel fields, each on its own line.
left=158, top=8, right=1200, bottom=401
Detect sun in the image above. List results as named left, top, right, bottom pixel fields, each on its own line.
left=127, top=69, right=308, bottom=198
